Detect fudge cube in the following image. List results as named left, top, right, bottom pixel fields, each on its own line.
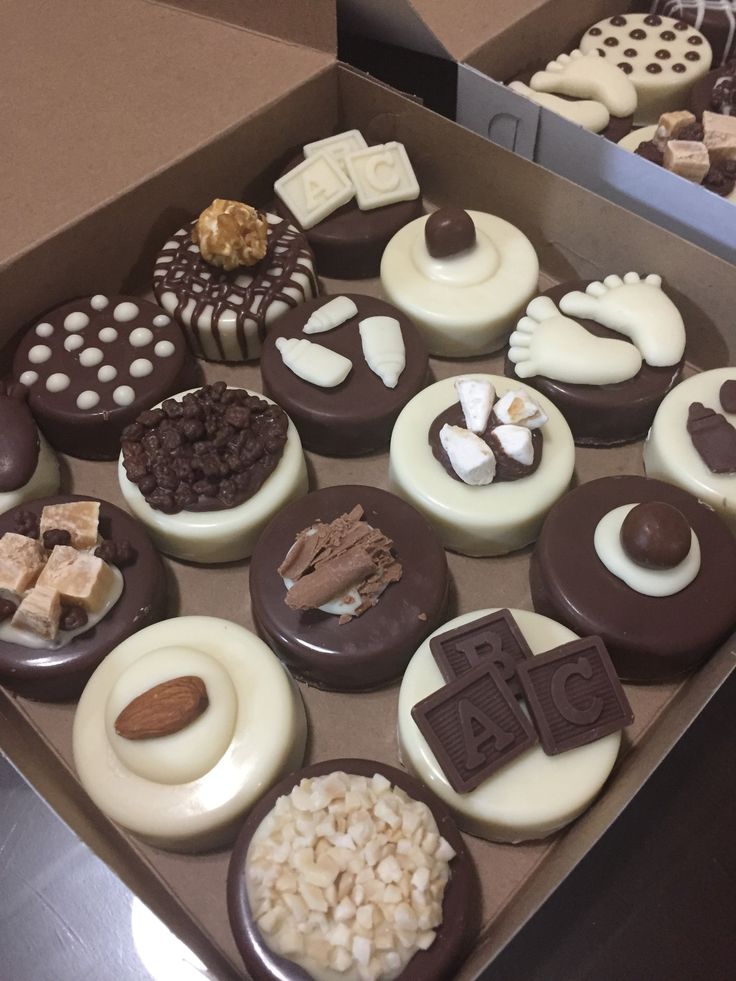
left=702, top=111, right=736, bottom=163
left=11, top=584, right=61, bottom=640
left=40, top=501, right=100, bottom=549
left=0, top=532, right=46, bottom=594
left=37, top=545, right=115, bottom=612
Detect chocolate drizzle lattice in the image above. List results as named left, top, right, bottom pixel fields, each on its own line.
left=153, top=214, right=318, bottom=362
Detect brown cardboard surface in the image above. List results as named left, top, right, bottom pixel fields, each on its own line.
left=152, top=0, right=337, bottom=53
left=0, top=0, right=332, bottom=305
left=2, top=62, right=736, bottom=980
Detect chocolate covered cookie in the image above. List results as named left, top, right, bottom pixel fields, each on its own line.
left=249, top=485, right=448, bottom=691
left=227, top=759, right=479, bottom=981
left=260, top=294, right=428, bottom=456
left=505, top=274, right=686, bottom=446
left=274, top=132, right=423, bottom=279
left=73, top=616, right=307, bottom=852
left=12, top=294, right=197, bottom=460
left=580, top=13, right=713, bottom=123
left=153, top=207, right=318, bottom=363
left=0, top=495, right=166, bottom=700
left=118, top=382, right=308, bottom=564
left=531, top=474, right=736, bottom=681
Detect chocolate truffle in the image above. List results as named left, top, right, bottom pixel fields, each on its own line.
left=531, top=475, right=736, bottom=682
left=249, top=485, right=448, bottom=691
left=12, top=295, right=198, bottom=461
left=260, top=294, right=428, bottom=456
left=424, top=208, right=476, bottom=257
left=620, top=500, right=691, bottom=568
left=0, top=495, right=166, bottom=700
left=227, top=759, right=479, bottom=981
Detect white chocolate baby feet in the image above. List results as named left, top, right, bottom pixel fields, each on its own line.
left=530, top=50, right=637, bottom=118
left=559, top=273, right=685, bottom=368
left=508, top=82, right=610, bottom=133
left=509, top=296, right=642, bottom=384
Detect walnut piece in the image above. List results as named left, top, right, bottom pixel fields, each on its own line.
left=192, top=199, right=268, bottom=271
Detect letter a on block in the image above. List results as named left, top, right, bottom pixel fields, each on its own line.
left=550, top=656, right=603, bottom=726
left=458, top=697, right=515, bottom=769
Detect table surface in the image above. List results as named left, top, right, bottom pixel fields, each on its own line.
left=1, top=668, right=734, bottom=981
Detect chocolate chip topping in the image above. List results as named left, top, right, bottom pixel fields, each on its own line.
left=644, top=15, right=662, bottom=27
left=121, top=382, right=288, bottom=513
left=60, top=604, right=88, bottom=632
left=620, top=501, right=691, bottom=570
left=624, top=48, right=637, bottom=57
left=589, top=27, right=602, bottom=36
left=424, top=208, right=476, bottom=258
left=95, top=539, right=136, bottom=568
left=720, top=380, right=736, bottom=414
left=647, top=63, right=663, bottom=73
left=656, top=49, right=671, bottom=59
left=610, top=16, right=627, bottom=27
left=14, top=509, right=40, bottom=539
left=630, top=29, right=647, bottom=40
left=661, top=31, right=676, bottom=42
left=604, top=37, right=619, bottom=47
left=685, top=51, right=701, bottom=61
left=673, top=63, right=686, bottom=72
left=675, top=21, right=689, bottom=31
left=688, top=36, right=703, bottom=46
left=687, top=401, right=736, bottom=474
left=618, top=62, right=634, bottom=74
left=42, top=528, right=71, bottom=549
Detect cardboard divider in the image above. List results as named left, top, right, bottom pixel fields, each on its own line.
left=2, top=61, right=736, bottom=980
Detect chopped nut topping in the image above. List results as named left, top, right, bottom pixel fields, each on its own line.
left=247, top=772, right=455, bottom=981
left=192, top=199, right=268, bottom=270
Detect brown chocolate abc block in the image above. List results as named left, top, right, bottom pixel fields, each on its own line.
left=516, top=637, right=634, bottom=756
left=411, top=663, right=537, bottom=794
left=429, top=608, right=533, bottom=698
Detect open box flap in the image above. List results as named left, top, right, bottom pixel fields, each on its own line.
left=1, top=0, right=334, bottom=274
left=150, top=0, right=337, bottom=53
left=338, top=0, right=553, bottom=62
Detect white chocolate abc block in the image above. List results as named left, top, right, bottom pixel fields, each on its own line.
left=303, top=129, right=368, bottom=174
left=345, top=142, right=421, bottom=211
left=274, top=152, right=354, bottom=230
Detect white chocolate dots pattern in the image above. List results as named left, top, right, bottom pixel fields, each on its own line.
left=15, top=296, right=188, bottom=426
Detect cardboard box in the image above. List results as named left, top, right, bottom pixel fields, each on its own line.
left=338, top=1, right=736, bottom=263
left=2, top=1, right=736, bottom=979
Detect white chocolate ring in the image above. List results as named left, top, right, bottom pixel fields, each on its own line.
left=389, top=375, right=575, bottom=556
left=398, top=608, right=621, bottom=842
left=117, top=388, right=308, bottom=563
left=73, top=616, right=307, bottom=852
left=380, top=212, right=539, bottom=357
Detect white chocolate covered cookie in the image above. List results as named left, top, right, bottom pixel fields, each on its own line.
left=389, top=375, right=575, bottom=556
left=580, top=13, right=713, bottom=124
left=398, top=609, right=622, bottom=842
left=380, top=209, right=539, bottom=358
left=73, top=616, right=307, bottom=851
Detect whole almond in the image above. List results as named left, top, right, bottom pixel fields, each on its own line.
left=114, top=675, right=209, bottom=740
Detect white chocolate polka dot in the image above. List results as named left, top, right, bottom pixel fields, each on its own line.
left=113, top=385, right=135, bottom=406
left=153, top=314, right=171, bottom=328
left=97, top=365, right=117, bottom=383
left=28, top=345, right=51, bottom=364
left=154, top=340, right=175, bottom=358
left=64, top=335, right=85, bottom=352
left=46, top=373, right=70, bottom=393
left=77, top=390, right=100, bottom=410
left=19, top=370, right=38, bottom=387
left=64, top=312, right=89, bottom=332
left=90, top=295, right=109, bottom=311
left=80, top=347, right=104, bottom=367
left=129, top=328, right=153, bottom=348
left=35, top=322, right=54, bottom=338
left=114, top=302, right=140, bottom=323
left=98, top=327, right=118, bottom=343
left=130, top=358, right=153, bottom=378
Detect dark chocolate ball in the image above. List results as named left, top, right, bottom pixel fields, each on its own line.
left=720, top=379, right=736, bottom=414
left=620, top=502, right=691, bottom=569
left=425, top=208, right=476, bottom=258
